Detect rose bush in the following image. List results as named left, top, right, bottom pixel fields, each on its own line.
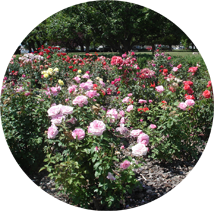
left=1, top=46, right=213, bottom=209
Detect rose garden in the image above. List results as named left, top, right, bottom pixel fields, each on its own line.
left=1, top=44, right=213, bottom=209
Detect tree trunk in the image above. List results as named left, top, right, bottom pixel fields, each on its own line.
left=85, top=43, right=90, bottom=53
left=152, top=43, right=155, bottom=55
left=80, top=45, right=84, bottom=52
left=169, top=44, right=172, bottom=51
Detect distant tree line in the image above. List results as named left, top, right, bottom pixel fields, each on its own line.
left=20, top=0, right=195, bottom=53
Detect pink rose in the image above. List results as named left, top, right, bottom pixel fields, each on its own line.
left=120, top=117, right=126, bottom=124
left=173, top=67, right=178, bottom=72
left=132, top=143, right=148, bottom=156
left=185, top=99, right=195, bottom=106
left=178, top=102, right=187, bottom=110
left=150, top=124, right=157, bottom=129
left=106, top=109, right=118, bottom=122
left=119, top=110, right=125, bottom=117
left=79, top=81, right=93, bottom=90
left=130, top=129, right=142, bottom=137
left=120, top=145, right=125, bottom=149
left=137, top=133, right=149, bottom=146
left=86, top=90, right=99, bottom=98
left=60, top=105, right=74, bottom=115
left=51, top=114, right=65, bottom=125
left=47, top=125, right=59, bottom=139
left=72, top=128, right=85, bottom=140
left=155, top=85, right=165, bottom=93
left=120, top=160, right=131, bottom=169
left=127, top=93, right=132, bottom=97
left=72, top=95, right=88, bottom=107
left=139, top=99, right=147, bottom=104
left=126, top=105, right=133, bottom=112
left=95, top=146, right=99, bottom=152
left=116, top=124, right=129, bottom=136
left=47, top=104, right=62, bottom=117
left=73, top=76, right=81, bottom=83
left=122, top=97, right=130, bottom=103
left=106, top=172, right=116, bottom=181
left=88, top=120, right=106, bottom=136
left=68, top=85, right=77, bottom=93
left=149, top=100, right=153, bottom=103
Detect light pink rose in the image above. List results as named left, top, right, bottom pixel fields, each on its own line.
left=106, top=109, right=118, bottom=122
left=106, top=172, right=116, bottom=181
left=68, top=85, right=77, bottom=93
left=51, top=114, right=65, bottom=125
left=118, top=111, right=124, bottom=118
left=79, top=81, right=93, bottom=90
left=155, top=85, right=165, bottom=93
left=82, top=74, right=90, bottom=79
left=60, top=105, right=74, bottom=115
left=178, top=102, right=187, bottom=110
left=116, top=124, right=129, bottom=136
left=120, top=145, right=125, bottom=149
left=120, top=117, right=126, bottom=124
left=132, top=143, right=148, bottom=156
left=15, top=86, right=24, bottom=93
left=86, top=90, right=99, bottom=98
left=137, top=133, right=149, bottom=146
left=47, top=125, right=59, bottom=139
left=130, top=129, right=142, bottom=137
left=149, top=100, right=153, bottom=103
left=122, top=97, right=130, bottom=103
left=73, top=76, right=81, bottom=83
left=150, top=124, right=157, bottom=129
left=88, top=120, right=106, bottom=136
left=139, top=99, right=147, bottom=104
left=47, top=104, right=62, bottom=117
left=99, top=80, right=105, bottom=87
left=127, top=93, right=132, bottom=97
left=185, top=99, right=195, bottom=106
left=120, top=160, right=131, bottom=169
left=72, top=128, right=85, bottom=140
left=173, top=67, right=178, bottom=72
left=72, top=95, right=88, bottom=107
left=50, top=87, right=60, bottom=96
left=127, top=105, right=133, bottom=112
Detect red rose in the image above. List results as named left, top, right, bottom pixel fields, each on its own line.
left=68, top=66, right=73, bottom=69
left=183, top=84, right=191, bottom=90
left=207, top=81, right=212, bottom=88
left=39, top=52, right=44, bottom=56
left=177, top=64, right=182, bottom=69
left=185, top=94, right=195, bottom=100
left=117, top=91, right=120, bottom=94
left=183, top=81, right=193, bottom=86
left=143, top=107, right=149, bottom=112
left=203, top=90, right=211, bottom=99
left=47, top=55, right=51, bottom=59
left=73, top=68, right=78, bottom=72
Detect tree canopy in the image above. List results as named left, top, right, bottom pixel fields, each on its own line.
left=21, top=0, right=190, bottom=53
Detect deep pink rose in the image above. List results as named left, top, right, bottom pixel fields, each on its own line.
left=120, top=160, right=131, bottom=169
left=72, top=128, right=85, bottom=140
left=137, top=133, right=149, bottom=146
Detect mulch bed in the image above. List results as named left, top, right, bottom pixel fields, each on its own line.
left=30, top=141, right=203, bottom=210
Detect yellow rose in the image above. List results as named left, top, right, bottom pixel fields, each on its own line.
left=77, top=69, right=82, bottom=73
left=58, top=79, right=64, bottom=86
left=53, top=68, right=59, bottom=72
left=44, top=73, right=49, bottom=78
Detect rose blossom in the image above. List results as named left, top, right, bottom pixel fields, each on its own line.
left=116, top=124, right=129, bottom=136
left=127, top=105, right=133, bottom=112
left=120, top=160, right=131, bottom=169
left=130, top=129, right=142, bottom=137
left=72, top=128, right=85, bottom=140
left=60, top=105, right=74, bottom=115
left=132, top=143, right=148, bottom=156
left=155, top=85, right=165, bottom=93
left=106, top=172, right=116, bottom=181
left=172, top=67, right=178, bottom=72
left=88, top=120, right=106, bottom=136
left=95, top=146, right=99, bottom=152
left=139, top=99, right=147, bottom=104
left=150, top=124, right=157, bottom=129
left=178, top=102, right=187, bottom=110
left=203, top=90, right=211, bottom=99
left=79, top=81, right=93, bottom=90
left=122, top=97, right=130, bottom=103
left=185, top=99, right=195, bottom=106
left=119, top=110, right=125, bottom=117
left=106, top=109, right=118, bottom=122
left=68, top=85, right=77, bottom=93
left=47, top=104, right=62, bottom=117
left=73, top=76, right=81, bottom=83
left=47, top=125, right=59, bottom=139
left=137, top=133, right=149, bottom=146
left=120, top=117, right=126, bottom=124
left=86, top=90, right=99, bottom=98
left=72, top=95, right=88, bottom=107
left=67, top=117, right=77, bottom=124
left=127, top=93, right=132, bottom=97
left=51, top=114, right=65, bottom=125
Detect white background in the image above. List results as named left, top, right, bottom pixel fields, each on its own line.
left=0, top=0, right=213, bottom=210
